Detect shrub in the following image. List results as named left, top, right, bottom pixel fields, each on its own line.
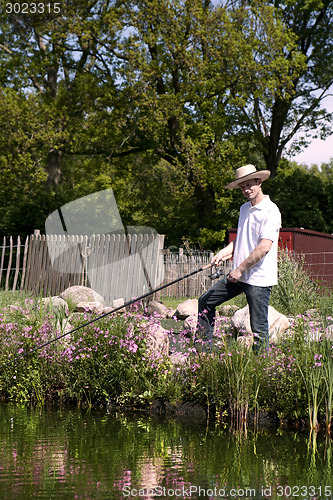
left=270, top=250, right=319, bottom=315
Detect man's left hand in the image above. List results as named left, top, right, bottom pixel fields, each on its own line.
left=227, top=268, right=242, bottom=283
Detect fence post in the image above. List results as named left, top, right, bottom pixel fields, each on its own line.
left=12, top=235, right=21, bottom=292
left=20, top=236, right=30, bottom=291
left=0, top=237, right=5, bottom=288
left=5, top=236, right=13, bottom=291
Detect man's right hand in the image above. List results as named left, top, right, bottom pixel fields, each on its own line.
left=211, top=241, right=234, bottom=265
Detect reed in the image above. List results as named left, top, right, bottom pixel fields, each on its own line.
left=321, top=339, right=333, bottom=432
left=289, top=321, right=325, bottom=430
left=219, top=335, right=253, bottom=431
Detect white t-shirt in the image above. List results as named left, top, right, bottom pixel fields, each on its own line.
left=232, top=195, right=281, bottom=286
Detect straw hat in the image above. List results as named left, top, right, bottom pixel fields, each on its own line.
left=224, top=164, right=271, bottom=189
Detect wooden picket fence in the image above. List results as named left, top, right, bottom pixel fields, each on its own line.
left=0, top=232, right=165, bottom=305
left=0, top=234, right=231, bottom=302
left=160, top=248, right=226, bottom=298
left=6, top=234, right=333, bottom=303
left=0, top=235, right=30, bottom=293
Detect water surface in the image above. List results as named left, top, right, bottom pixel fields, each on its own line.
left=0, top=404, right=332, bottom=499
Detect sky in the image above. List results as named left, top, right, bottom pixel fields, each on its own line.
left=286, top=94, right=333, bottom=167
left=289, top=135, right=333, bottom=167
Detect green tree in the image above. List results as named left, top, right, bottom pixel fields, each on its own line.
left=0, top=88, right=50, bottom=235
left=233, top=0, right=333, bottom=176
left=89, top=0, right=301, bottom=245
left=267, top=161, right=332, bottom=232
left=0, top=0, right=332, bottom=246
left=0, top=0, right=121, bottom=188
left=0, top=0, right=127, bottom=234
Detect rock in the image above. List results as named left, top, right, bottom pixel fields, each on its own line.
left=218, top=304, right=239, bottom=317
left=231, top=306, right=251, bottom=335
left=41, top=296, right=69, bottom=314
left=60, top=285, right=104, bottom=307
left=167, top=308, right=177, bottom=319
left=112, top=298, right=125, bottom=309
left=75, top=301, right=104, bottom=313
left=237, top=335, right=254, bottom=348
left=169, top=352, right=189, bottom=366
left=55, top=320, right=73, bottom=336
left=146, top=300, right=169, bottom=318
left=269, top=310, right=291, bottom=343
left=184, top=313, right=198, bottom=332
left=102, top=306, right=114, bottom=315
left=145, top=323, right=169, bottom=357
left=175, top=299, right=198, bottom=320
left=231, top=305, right=290, bottom=344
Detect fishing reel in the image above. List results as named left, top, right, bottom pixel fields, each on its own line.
left=209, top=264, right=225, bottom=280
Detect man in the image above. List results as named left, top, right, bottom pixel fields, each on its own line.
left=197, top=164, right=281, bottom=352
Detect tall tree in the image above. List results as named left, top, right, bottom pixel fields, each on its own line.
left=91, top=0, right=299, bottom=243
left=231, top=0, right=333, bottom=176
left=0, top=0, right=120, bottom=189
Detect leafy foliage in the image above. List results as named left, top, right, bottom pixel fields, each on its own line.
left=0, top=1, right=332, bottom=246
left=267, top=161, right=332, bottom=233
left=270, top=249, right=320, bottom=315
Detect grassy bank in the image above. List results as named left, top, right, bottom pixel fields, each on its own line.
left=0, top=251, right=332, bottom=432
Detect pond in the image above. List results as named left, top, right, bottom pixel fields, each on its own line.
left=0, top=403, right=332, bottom=499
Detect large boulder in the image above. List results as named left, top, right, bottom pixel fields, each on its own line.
left=231, top=305, right=290, bottom=345
left=175, top=299, right=198, bottom=320
left=110, top=298, right=126, bottom=313
left=184, top=311, right=233, bottom=338
left=167, top=308, right=177, bottom=319
left=112, top=298, right=125, bottom=309
left=60, top=286, right=104, bottom=308
left=146, top=300, right=169, bottom=318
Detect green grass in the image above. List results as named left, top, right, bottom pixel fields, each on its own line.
left=160, top=294, right=246, bottom=310
left=0, top=290, right=35, bottom=309
left=159, top=297, right=183, bottom=310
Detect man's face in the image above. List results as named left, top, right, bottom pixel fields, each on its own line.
left=239, top=178, right=262, bottom=203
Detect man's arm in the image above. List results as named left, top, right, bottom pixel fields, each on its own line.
left=228, top=238, right=273, bottom=283
left=211, top=241, right=234, bottom=265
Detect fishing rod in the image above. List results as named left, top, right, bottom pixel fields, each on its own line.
left=1, top=262, right=226, bottom=369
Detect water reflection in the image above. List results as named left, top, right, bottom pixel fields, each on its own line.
left=0, top=404, right=332, bottom=499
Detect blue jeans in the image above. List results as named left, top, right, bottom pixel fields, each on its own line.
left=197, top=277, right=272, bottom=352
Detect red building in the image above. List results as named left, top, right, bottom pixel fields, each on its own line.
left=228, top=227, right=333, bottom=288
